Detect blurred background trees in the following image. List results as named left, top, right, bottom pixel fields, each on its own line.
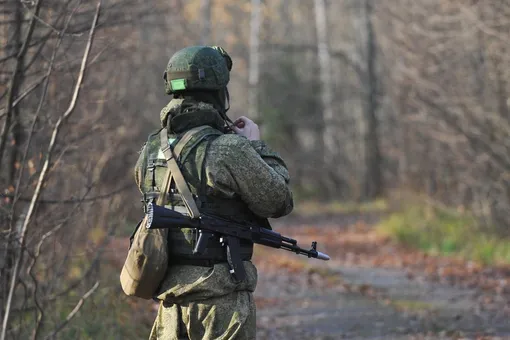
left=1, top=0, right=509, bottom=338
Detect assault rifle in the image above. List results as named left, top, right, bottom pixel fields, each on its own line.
left=145, top=202, right=330, bottom=282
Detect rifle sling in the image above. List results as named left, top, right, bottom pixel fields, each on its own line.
left=158, top=126, right=250, bottom=282
left=159, top=126, right=208, bottom=218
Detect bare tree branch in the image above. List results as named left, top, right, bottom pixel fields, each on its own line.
left=27, top=184, right=94, bottom=340
left=1, top=2, right=83, bottom=305
left=0, top=3, right=102, bottom=338
left=42, top=281, right=100, bottom=340
left=0, top=0, right=43, bottom=169
left=31, top=14, right=84, bottom=38
left=0, top=74, right=48, bottom=118
left=1, top=183, right=133, bottom=204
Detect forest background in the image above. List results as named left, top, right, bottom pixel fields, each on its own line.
left=1, top=0, right=509, bottom=338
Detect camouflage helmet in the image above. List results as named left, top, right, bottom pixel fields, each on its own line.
left=163, top=46, right=233, bottom=94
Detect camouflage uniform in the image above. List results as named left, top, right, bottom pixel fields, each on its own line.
left=135, top=50, right=293, bottom=338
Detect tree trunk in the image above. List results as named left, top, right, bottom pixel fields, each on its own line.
left=0, top=0, right=26, bottom=176
left=314, top=0, right=335, bottom=164
left=248, top=0, right=261, bottom=121
left=200, top=0, right=212, bottom=45
left=362, top=0, right=382, bottom=199
left=1, top=0, right=24, bottom=325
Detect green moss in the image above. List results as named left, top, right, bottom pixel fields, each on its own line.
left=378, top=202, right=510, bottom=265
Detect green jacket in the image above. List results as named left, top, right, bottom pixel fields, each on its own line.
left=134, top=98, right=294, bottom=304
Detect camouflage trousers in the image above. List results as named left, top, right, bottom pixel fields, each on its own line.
left=148, top=290, right=256, bottom=340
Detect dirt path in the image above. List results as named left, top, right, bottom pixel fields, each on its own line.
left=253, top=213, right=510, bottom=340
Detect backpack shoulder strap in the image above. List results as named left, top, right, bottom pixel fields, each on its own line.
left=158, top=126, right=209, bottom=218
left=173, top=126, right=210, bottom=159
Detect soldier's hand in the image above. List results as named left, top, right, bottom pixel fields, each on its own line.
left=232, top=116, right=260, bottom=141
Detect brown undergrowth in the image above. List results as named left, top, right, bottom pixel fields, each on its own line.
left=260, top=218, right=510, bottom=314
left=252, top=215, right=510, bottom=340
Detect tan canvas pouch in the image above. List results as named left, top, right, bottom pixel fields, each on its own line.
left=120, top=127, right=203, bottom=299
left=119, top=216, right=169, bottom=299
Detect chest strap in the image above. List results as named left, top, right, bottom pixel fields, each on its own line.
left=159, top=126, right=209, bottom=218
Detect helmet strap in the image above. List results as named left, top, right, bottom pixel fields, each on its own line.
left=224, top=87, right=230, bottom=113
left=220, top=87, right=236, bottom=132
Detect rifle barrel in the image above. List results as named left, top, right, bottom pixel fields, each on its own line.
left=281, top=243, right=330, bottom=261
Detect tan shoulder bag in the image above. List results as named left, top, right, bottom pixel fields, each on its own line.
left=120, top=127, right=204, bottom=299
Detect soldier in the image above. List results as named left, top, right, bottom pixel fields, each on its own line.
left=134, top=45, right=294, bottom=340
